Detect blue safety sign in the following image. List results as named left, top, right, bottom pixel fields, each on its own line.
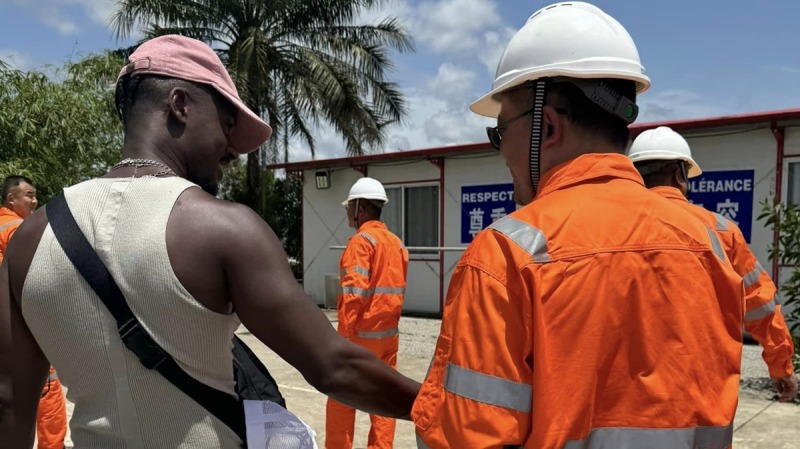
left=461, top=183, right=516, bottom=244
left=687, top=169, right=755, bottom=242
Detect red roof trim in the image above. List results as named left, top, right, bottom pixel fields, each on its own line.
left=629, top=108, right=800, bottom=137
left=268, top=142, right=492, bottom=171
left=268, top=108, right=800, bottom=171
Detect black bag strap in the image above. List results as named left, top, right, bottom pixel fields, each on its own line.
left=46, top=193, right=246, bottom=441
left=232, top=335, right=286, bottom=408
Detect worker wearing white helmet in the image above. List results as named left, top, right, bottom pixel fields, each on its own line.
left=630, top=126, right=798, bottom=403
left=628, top=126, right=702, bottom=182
left=412, top=3, right=745, bottom=449
left=327, top=177, right=409, bottom=449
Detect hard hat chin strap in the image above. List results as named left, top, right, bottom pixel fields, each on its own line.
left=353, top=198, right=360, bottom=228
left=679, top=161, right=689, bottom=184
left=528, top=79, right=548, bottom=197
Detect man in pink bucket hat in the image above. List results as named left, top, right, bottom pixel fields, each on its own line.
left=0, top=35, right=419, bottom=448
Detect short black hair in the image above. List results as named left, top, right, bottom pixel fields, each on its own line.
left=2, top=175, right=34, bottom=203
left=546, top=78, right=637, bottom=149
left=360, top=199, right=383, bottom=220
left=114, top=75, right=225, bottom=127
left=634, top=160, right=685, bottom=189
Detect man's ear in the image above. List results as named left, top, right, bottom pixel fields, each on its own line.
left=541, top=105, right=564, bottom=151
left=167, top=87, right=190, bottom=125
left=674, top=165, right=688, bottom=191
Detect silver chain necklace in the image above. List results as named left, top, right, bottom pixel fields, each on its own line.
left=111, top=158, right=177, bottom=177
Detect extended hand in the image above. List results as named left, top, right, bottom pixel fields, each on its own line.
left=772, top=373, right=799, bottom=403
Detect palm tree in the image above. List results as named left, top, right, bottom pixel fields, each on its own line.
left=112, top=0, right=413, bottom=212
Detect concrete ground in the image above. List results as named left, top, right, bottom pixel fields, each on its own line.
left=57, top=310, right=799, bottom=448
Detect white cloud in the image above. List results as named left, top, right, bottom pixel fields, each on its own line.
left=0, top=49, right=34, bottom=70
left=413, top=0, right=502, bottom=53
left=280, top=0, right=514, bottom=163
left=422, top=107, right=491, bottom=145
left=70, top=0, right=118, bottom=26
left=3, top=0, right=118, bottom=35
left=637, top=89, right=731, bottom=122
left=427, top=63, right=477, bottom=108
left=477, top=26, right=516, bottom=75
left=39, top=5, right=79, bottom=35
left=356, top=0, right=413, bottom=25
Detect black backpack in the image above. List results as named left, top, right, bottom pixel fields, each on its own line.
left=47, top=193, right=285, bottom=442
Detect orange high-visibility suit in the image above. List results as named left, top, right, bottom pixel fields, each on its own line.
left=653, top=186, right=795, bottom=377
left=37, top=367, right=68, bottom=449
left=0, top=207, right=24, bottom=262
left=326, top=220, right=409, bottom=449
left=412, top=154, right=744, bottom=449
left=1, top=207, right=68, bottom=449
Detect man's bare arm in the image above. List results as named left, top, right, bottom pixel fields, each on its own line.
left=0, top=215, right=50, bottom=448
left=222, top=203, right=419, bottom=418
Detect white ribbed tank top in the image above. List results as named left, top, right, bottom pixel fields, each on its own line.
left=21, top=176, right=242, bottom=448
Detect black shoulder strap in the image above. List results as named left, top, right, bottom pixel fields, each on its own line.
left=46, top=193, right=246, bottom=441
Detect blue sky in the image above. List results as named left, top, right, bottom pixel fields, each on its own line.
left=1, top=0, right=799, bottom=162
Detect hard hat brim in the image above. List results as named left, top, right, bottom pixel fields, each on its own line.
left=470, top=68, right=651, bottom=119
left=341, top=196, right=389, bottom=206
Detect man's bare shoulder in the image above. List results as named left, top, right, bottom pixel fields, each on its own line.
left=169, top=187, right=278, bottom=253
left=173, top=187, right=262, bottom=227
left=6, top=207, right=49, bottom=304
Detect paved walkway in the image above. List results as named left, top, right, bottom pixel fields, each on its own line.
left=56, top=311, right=799, bottom=448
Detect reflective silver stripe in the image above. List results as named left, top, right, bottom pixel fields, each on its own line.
left=353, top=266, right=370, bottom=277
left=374, top=286, right=405, bottom=295
left=342, top=286, right=369, bottom=297
left=416, top=434, right=432, bottom=449
left=714, top=213, right=729, bottom=231
left=444, top=363, right=531, bottom=413
left=342, top=286, right=404, bottom=298
left=742, top=262, right=765, bottom=288
left=489, top=216, right=549, bottom=263
left=706, top=226, right=725, bottom=260
left=48, top=372, right=58, bottom=382
left=341, top=266, right=370, bottom=278
left=358, top=232, right=377, bottom=246
left=562, top=423, right=733, bottom=449
left=0, top=219, right=23, bottom=232
left=356, top=328, right=399, bottom=339
left=745, top=296, right=779, bottom=322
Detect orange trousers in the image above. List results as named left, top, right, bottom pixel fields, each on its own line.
left=37, top=367, right=67, bottom=449
left=325, top=335, right=399, bottom=449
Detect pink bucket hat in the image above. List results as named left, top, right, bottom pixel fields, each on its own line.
left=118, top=34, right=272, bottom=154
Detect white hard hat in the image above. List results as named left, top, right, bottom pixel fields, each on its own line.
left=342, top=177, right=388, bottom=206
left=471, top=1, right=650, bottom=118
left=628, top=126, right=702, bottom=178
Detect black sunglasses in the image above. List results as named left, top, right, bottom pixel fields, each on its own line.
left=486, top=107, right=535, bottom=151
left=486, top=107, right=568, bottom=150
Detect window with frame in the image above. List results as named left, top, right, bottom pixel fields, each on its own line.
left=382, top=185, right=439, bottom=257
left=789, top=162, right=800, bottom=207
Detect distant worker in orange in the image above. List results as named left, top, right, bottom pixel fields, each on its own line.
left=629, top=126, right=798, bottom=402
left=411, top=2, right=745, bottom=448
left=0, top=175, right=67, bottom=449
left=326, top=177, right=409, bottom=449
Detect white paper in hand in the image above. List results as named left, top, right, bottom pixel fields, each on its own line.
left=244, top=400, right=318, bottom=449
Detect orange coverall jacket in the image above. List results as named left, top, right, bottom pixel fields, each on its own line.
left=337, top=220, right=409, bottom=340
left=412, top=154, right=744, bottom=449
left=0, top=207, right=24, bottom=263
left=653, top=186, right=794, bottom=377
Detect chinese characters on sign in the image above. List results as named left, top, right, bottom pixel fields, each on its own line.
left=687, top=169, right=755, bottom=242
left=461, top=183, right=516, bottom=243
